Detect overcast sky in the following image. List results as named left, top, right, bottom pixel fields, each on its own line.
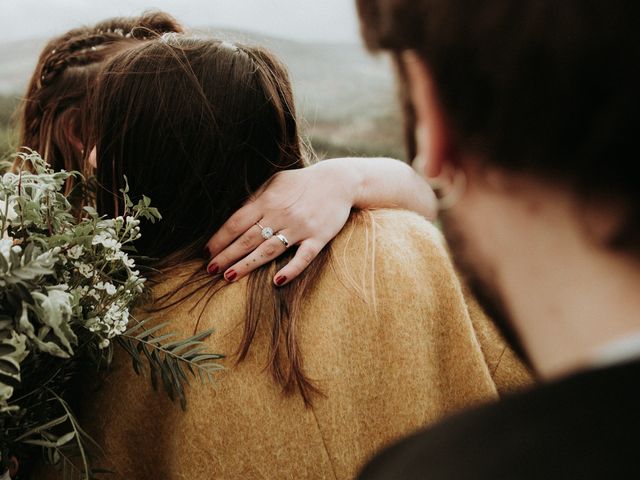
left=0, top=0, right=361, bottom=44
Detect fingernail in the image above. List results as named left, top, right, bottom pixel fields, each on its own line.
left=226, top=270, right=237, bottom=282
left=207, top=263, right=219, bottom=275
left=275, top=275, right=287, bottom=286
left=203, top=245, right=210, bottom=258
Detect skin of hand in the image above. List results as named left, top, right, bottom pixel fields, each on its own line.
left=204, top=157, right=437, bottom=286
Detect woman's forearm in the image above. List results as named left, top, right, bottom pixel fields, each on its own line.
left=326, top=157, right=438, bottom=220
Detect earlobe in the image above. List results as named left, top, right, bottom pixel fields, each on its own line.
left=88, top=147, right=97, bottom=169
left=402, top=51, right=450, bottom=179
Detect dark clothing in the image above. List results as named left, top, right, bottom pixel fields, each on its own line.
left=359, top=359, right=640, bottom=479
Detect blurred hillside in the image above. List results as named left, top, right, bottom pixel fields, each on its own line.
left=0, top=28, right=404, bottom=161
left=0, top=95, right=19, bottom=158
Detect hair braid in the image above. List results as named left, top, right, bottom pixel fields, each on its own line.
left=37, top=22, right=174, bottom=89
left=17, top=11, right=184, bottom=200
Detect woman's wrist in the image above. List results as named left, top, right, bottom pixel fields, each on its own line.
left=313, top=157, right=365, bottom=208
left=330, top=156, right=438, bottom=220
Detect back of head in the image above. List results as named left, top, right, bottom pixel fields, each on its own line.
left=357, top=0, right=640, bottom=258
left=18, top=11, right=183, bottom=191
left=93, top=35, right=304, bottom=262
left=92, top=35, right=322, bottom=403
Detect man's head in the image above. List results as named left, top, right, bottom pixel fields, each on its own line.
left=357, top=0, right=640, bottom=372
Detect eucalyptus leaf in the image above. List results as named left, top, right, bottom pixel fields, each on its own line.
left=2, top=151, right=223, bottom=478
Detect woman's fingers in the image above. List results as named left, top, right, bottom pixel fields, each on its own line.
left=223, top=231, right=294, bottom=282
left=207, top=226, right=266, bottom=274
left=273, top=239, right=323, bottom=286
left=205, top=203, right=261, bottom=258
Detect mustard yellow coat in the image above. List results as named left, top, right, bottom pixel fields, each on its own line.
left=42, top=210, right=531, bottom=479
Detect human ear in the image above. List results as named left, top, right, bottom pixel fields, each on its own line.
left=402, top=51, right=451, bottom=179
left=88, top=147, right=97, bottom=169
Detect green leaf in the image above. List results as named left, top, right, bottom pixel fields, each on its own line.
left=134, top=322, right=170, bottom=340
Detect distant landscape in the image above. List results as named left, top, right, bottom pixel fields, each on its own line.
left=0, top=27, right=405, bottom=162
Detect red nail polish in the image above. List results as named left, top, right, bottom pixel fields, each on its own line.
left=207, top=263, right=219, bottom=274
left=203, top=245, right=211, bottom=258
left=275, top=275, right=287, bottom=286
left=226, top=270, right=237, bottom=282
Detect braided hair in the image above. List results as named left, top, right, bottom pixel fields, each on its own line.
left=17, top=11, right=183, bottom=196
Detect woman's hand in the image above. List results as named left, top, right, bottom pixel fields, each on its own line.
left=204, top=157, right=437, bottom=286
left=204, top=159, right=355, bottom=285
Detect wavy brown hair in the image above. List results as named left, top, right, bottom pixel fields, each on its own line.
left=92, top=36, right=329, bottom=404
left=17, top=11, right=183, bottom=195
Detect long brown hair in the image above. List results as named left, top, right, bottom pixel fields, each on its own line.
left=17, top=11, right=183, bottom=195
left=92, top=36, right=329, bottom=404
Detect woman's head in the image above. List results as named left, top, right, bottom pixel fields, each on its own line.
left=93, top=35, right=305, bottom=263
left=18, top=12, right=183, bottom=191
left=93, top=35, right=324, bottom=404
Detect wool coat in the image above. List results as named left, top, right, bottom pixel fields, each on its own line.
left=40, top=210, right=531, bottom=479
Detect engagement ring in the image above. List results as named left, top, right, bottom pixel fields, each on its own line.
left=256, top=222, right=274, bottom=240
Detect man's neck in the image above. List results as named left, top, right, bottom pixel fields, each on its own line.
left=456, top=173, right=640, bottom=381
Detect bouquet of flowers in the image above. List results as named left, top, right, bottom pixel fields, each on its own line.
left=0, top=151, right=223, bottom=479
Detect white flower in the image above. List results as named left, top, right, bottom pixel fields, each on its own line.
left=85, top=300, right=130, bottom=339
left=92, top=232, right=121, bottom=251
left=98, top=338, right=110, bottom=349
left=85, top=317, right=101, bottom=332
left=105, top=249, right=126, bottom=262
left=95, top=281, right=117, bottom=296
left=103, top=302, right=130, bottom=337
left=67, top=244, right=84, bottom=260
left=74, top=261, right=94, bottom=278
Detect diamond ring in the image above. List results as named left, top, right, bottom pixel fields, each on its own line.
left=275, top=233, right=289, bottom=248
left=255, top=222, right=274, bottom=240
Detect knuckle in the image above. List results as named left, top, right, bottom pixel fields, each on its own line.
left=205, top=242, right=218, bottom=256
left=263, top=191, right=280, bottom=207
left=280, top=204, right=294, bottom=219
left=301, top=216, right=318, bottom=233
left=262, top=243, right=278, bottom=257
left=286, top=262, right=303, bottom=275
left=226, top=216, right=243, bottom=236
left=239, top=235, right=254, bottom=250
left=300, top=249, right=315, bottom=264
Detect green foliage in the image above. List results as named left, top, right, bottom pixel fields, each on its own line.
left=119, top=319, right=223, bottom=410
left=0, top=151, right=223, bottom=479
